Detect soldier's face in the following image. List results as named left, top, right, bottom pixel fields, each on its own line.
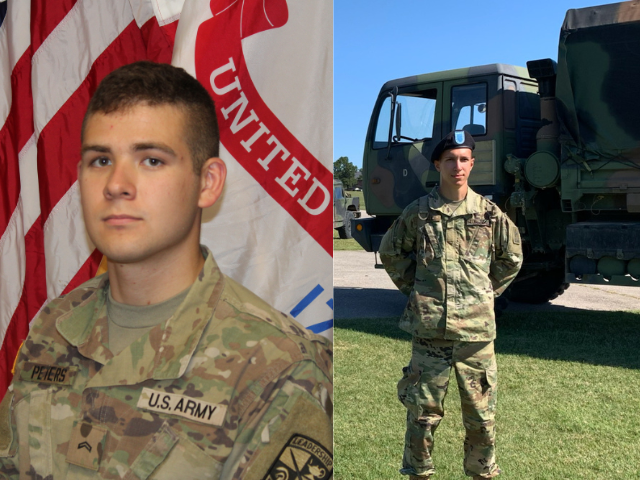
left=78, top=103, right=222, bottom=265
left=434, top=148, right=474, bottom=190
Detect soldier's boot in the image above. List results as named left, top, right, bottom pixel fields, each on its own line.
left=472, top=470, right=501, bottom=479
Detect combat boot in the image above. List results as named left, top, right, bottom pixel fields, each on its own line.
left=472, top=471, right=500, bottom=479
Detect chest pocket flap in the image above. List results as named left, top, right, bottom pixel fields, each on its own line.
left=120, top=423, right=222, bottom=480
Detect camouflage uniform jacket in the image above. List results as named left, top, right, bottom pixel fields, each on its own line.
left=0, top=247, right=333, bottom=480
left=380, top=187, right=523, bottom=341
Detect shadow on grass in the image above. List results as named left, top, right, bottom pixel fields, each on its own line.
left=335, top=289, right=640, bottom=370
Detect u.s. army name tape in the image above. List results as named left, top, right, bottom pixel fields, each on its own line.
left=137, top=387, right=227, bottom=426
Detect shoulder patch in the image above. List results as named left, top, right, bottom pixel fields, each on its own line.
left=244, top=395, right=332, bottom=480
left=262, top=434, right=333, bottom=480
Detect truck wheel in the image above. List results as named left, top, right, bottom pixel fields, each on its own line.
left=494, top=295, right=509, bottom=318
left=338, top=211, right=354, bottom=239
left=508, top=269, right=570, bottom=304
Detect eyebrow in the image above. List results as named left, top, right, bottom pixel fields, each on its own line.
left=81, top=144, right=110, bottom=155
left=81, top=142, right=177, bottom=157
left=132, top=142, right=176, bottom=156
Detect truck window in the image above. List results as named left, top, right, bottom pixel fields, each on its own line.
left=334, top=186, right=344, bottom=200
left=373, top=90, right=437, bottom=148
left=451, top=83, right=487, bottom=135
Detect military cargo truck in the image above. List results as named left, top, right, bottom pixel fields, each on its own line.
left=352, top=2, right=640, bottom=303
left=334, top=179, right=361, bottom=239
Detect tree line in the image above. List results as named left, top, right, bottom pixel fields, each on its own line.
left=334, top=156, right=360, bottom=189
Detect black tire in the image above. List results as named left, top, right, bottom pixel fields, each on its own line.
left=507, top=269, right=570, bottom=304
left=494, top=295, right=509, bottom=318
left=338, top=211, right=354, bottom=239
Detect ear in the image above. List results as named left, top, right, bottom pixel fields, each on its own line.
left=433, top=159, right=441, bottom=172
left=470, top=157, right=475, bottom=170
left=198, top=157, right=227, bottom=208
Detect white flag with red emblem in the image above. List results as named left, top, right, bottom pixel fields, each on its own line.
left=174, top=0, right=334, bottom=339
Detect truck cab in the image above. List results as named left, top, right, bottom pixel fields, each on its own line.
left=354, top=64, right=540, bottom=252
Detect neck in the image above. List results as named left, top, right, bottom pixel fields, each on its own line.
left=438, top=183, right=468, bottom=202
left=107, top=242, right=204, bottom=306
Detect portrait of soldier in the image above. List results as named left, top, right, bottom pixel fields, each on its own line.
left=0, top=61, right=333, bottom=480
left=379, top=130, right=523, bottom=479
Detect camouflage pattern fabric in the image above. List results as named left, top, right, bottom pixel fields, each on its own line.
left=398, top=338, right=499, bottom=478
left=380, top=187, right=521, bottom=478
left=379, top=187, right=523, bottom=341
left=0, top=247, right=333, bottom=479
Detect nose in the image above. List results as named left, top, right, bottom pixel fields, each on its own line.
left=104, top=162, right=136, bottom=200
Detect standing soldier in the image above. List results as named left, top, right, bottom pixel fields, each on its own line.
left=379, top=130, right=523, bottom=479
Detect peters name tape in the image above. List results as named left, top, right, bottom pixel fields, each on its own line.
left=137, top=387, right=227, bottom=426
left=21, top=363, right=78, bottom=385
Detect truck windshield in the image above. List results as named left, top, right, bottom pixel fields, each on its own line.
left=373, top=90, right=437, bottom=148
left=451, top=83, right=487, bottom=135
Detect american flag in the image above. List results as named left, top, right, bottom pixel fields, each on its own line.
left=0, top=0, right=333, bottom=399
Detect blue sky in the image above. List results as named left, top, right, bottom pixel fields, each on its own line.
left=334, top=0, right=617, bottom=168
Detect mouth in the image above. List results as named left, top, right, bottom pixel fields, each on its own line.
left=103, top=214, right=141, bottom=226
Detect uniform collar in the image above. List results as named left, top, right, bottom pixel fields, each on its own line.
left=56, top=246, right=225, bottom=387
left=426, top=186, right=484, bottom=217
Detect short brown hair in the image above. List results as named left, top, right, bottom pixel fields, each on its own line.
left=82, top=61, right=219, bottom=173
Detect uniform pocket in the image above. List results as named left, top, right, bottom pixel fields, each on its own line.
left=0, top=390, right=15, bottom=457
left=483, top=366, right=497, bottom=396
left=418, top=227, right=435, bottom=264
left=419, top=222, right=443, bottom=265
left=466, top=219, right=493, bottom=265
left=27, top=389, right=54, bottom=477
left=124, top=423, right=223, bottom=480
left=397, top=363, right=422, bottom=418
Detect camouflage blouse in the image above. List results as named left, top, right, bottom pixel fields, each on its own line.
left=380, top=188, right=523, bottom=341
left=0, top=247, right=333, bottom=480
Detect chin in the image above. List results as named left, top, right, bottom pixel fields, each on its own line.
left=95, top=243, right=150, bottom=265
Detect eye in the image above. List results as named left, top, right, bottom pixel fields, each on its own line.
left=142, top=157, right=163, bottom=167
left=90, top=157, right=111, bottom=167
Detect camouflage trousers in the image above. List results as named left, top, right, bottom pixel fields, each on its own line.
left=397, top=337, right=499, bottom=478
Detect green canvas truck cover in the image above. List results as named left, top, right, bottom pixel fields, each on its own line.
left=556, top=2, right=640, bottom=163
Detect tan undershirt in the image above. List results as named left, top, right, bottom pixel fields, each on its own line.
left=107, top=285, right=191, bottom=356
left=440, top=193, right=464, bottom=215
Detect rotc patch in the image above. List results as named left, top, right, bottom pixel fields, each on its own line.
left=137, top=387, right=227, bottom=426
left=66, top=422, right=108, bottom=471
left=454, top=130, right=466, bottom=145
left=20, top=362, right=78, bottom=385
left=262, top=434, right=333, bottom=480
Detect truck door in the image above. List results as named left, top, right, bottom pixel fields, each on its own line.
left=364, top=82, right=443, bottom=216
left=443, top=77, right=497, bottom=191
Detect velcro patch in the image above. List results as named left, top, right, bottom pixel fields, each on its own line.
left=262, top=434, right=333, bottom=480
left=137, top=387, right=227, bottom=426
left=467, top=216, right=490, bottom=226
left=66, top=422, right=108, bottom=471
left=20, top=362, right=77, bottom=385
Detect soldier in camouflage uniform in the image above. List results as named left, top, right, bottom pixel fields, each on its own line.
left=380, top=130, right=522, bottom=480
left=0, top=62, right=332, bottom=480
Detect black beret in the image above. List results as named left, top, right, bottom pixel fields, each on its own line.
left=430, top=130, right=476, bottom=162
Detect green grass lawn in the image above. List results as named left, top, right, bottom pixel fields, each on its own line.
left=333, top=228, right=362, bottom=251
left=335, top=310, right=640, bottom=479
